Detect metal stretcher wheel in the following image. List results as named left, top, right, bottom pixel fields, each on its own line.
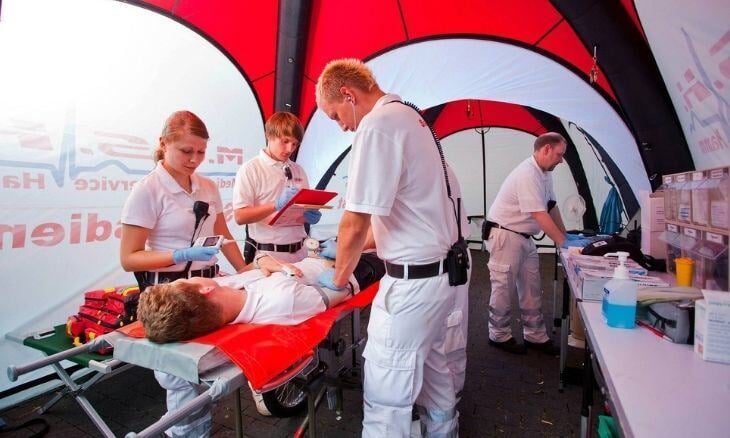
left=261, top=380, right=307, bottom=417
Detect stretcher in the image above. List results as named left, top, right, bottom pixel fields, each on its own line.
left=6, top=325, right=135, bottom=437
left=8, top=282, right=379, bottom=437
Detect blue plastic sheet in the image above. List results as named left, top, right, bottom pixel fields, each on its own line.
left=600, top=176, right=623, bottom=234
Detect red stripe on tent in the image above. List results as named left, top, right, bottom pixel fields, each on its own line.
left=139, top=0, right=618, bottom=122
left=537, top=22, right=616, bottom=101
left=303, top=0, right=406, bottom=82
left=139, top=0, right=175, bottom=10
left=254, top=74, right=276, bottom=123
left=300, top=0, right=617, bottom=122
left=300, top=80, right=317, bottom=125
left=402, top=0, right=561, bottom=44
left=432, top=100, right=547, bottom=140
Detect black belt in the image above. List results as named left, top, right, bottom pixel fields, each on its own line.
left=146, top=264, right=219, bottom=284
left=385, top=260, right=449, bottom=280
left=255, top=240, right=303, bottom=253
left=486, top=221, right=532, bottom=239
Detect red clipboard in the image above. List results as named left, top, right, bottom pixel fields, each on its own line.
left=268, top=189, right=337, bottom=226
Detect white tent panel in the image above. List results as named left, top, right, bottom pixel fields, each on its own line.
left=310, top=127, right=583, bottom=248
left=300, top=39, right=650, bottom=202
left=0, top=0, right=264, bottom=394
left=636, top=0, right=730, bottom=170
left=564, top=121, right=617, bottom=230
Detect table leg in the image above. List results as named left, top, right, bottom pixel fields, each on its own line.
left=580, top=340, right=594, bottom=438
left=235, top=388, right=242, bottom=438
left=552, top=248, right=560, bottom=333
left=559, top=277, right=569, bottom=391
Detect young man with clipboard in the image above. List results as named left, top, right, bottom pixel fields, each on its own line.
left=232, top=112, right=324, bottom=265
left=232, top=112, right=329, bottom=416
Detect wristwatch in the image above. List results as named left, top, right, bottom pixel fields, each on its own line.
left=253, top=253, right=269, bottom=269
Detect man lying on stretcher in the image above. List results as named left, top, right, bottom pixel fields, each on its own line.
left=138, top=246, right=385, bottom=343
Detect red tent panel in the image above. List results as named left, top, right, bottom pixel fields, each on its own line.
left=137, top=0, right=278, bottom=118
left=537, top=22, right=616, bottom=100
left=432, top=100, right=547, bottom=140
left=300, top=0, right=617, bottom=122
left=402, top=0, right=561, bottom=44
left=136, top=1, right=623, bottom=125
left=304, top=0, right=407, bottom=79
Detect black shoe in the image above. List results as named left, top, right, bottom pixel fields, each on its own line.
left=488, top=338, right=527, bottom=355
left=524, top=339, right=560, bottom=355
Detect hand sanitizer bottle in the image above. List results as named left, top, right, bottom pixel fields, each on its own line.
left=602, top=251, right=637, bottom=328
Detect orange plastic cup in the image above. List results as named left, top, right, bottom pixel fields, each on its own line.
left=675, top=257, right=694, bottom=287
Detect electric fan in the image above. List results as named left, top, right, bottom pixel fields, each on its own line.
left=562, top=194, right=586, bottom=232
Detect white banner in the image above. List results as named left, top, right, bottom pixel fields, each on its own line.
left=637, top=0, right=730, bottom=169
left=0, top=0, right=264, bottom=395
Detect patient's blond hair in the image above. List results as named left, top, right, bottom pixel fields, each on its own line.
left=316, top=58, right=378, bottom=104
left=138, top=282, right=223, bottom=343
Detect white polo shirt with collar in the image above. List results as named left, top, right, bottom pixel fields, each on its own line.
left=121, top=162, right=223, bottom=272
left=487, top=155, right=555, bottom=235
left=232, top=149, right=309, bottom=244
left=345, top=93, right=458, bottom=264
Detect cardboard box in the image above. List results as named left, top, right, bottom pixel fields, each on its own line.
left=576, top=270, right=668, bottom=301
left=641, top=190, right=667, bottom=260
left=694, top=290, right=730, bottom=364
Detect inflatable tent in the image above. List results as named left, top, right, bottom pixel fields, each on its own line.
left=0, top=0, right=727, bottom=399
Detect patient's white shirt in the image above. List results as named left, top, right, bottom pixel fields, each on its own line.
left=215, top=258, right=357, bottom=325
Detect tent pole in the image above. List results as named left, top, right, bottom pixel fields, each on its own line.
left=480, top=128, right=487, bottom=219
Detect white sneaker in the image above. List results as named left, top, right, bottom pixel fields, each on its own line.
left=249, top=384, right=272, bottom=416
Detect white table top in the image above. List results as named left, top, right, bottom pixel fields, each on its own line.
left=559, top=250, right=730, bottom=437
left=578, top=301, right=730, bottom=438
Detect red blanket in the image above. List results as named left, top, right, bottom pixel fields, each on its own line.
left=119, top=282, right=379, bottom=390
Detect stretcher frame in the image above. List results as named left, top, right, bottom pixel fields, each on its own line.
left=7, top=328, right=135, bottom=438
left=8, top=305, right=367, bottom=438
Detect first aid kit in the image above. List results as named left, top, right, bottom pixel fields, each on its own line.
left=66, top=285, right=140, bottom=353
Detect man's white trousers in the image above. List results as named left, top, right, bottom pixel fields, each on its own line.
left=486, top=228, right=549, bottom=343
left=362, top=273, right=466, bottom=438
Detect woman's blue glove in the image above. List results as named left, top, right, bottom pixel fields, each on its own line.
left=303, top=209, right=322, bottom=224
left=172, top=246, right=219, bottom=264
left=319, top=238, right=337, bottom=259
left=318, top=268, right=345, bottom=291
left=275, top=187, right=299, bottom=210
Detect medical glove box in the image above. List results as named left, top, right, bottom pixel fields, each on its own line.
left=675, top=172, right=693, bottom=223
left=570, top=254, right=648, bottom=276
left=662, top=166, right=729, bottom=232
left=576, top=269, right=668, bottom=301
left=694, top=290, right=730, bottom=364
left=661, top=175, right=678, bottom=222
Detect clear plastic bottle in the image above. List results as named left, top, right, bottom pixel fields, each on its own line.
left=602, top=251, right=637, bottom=328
